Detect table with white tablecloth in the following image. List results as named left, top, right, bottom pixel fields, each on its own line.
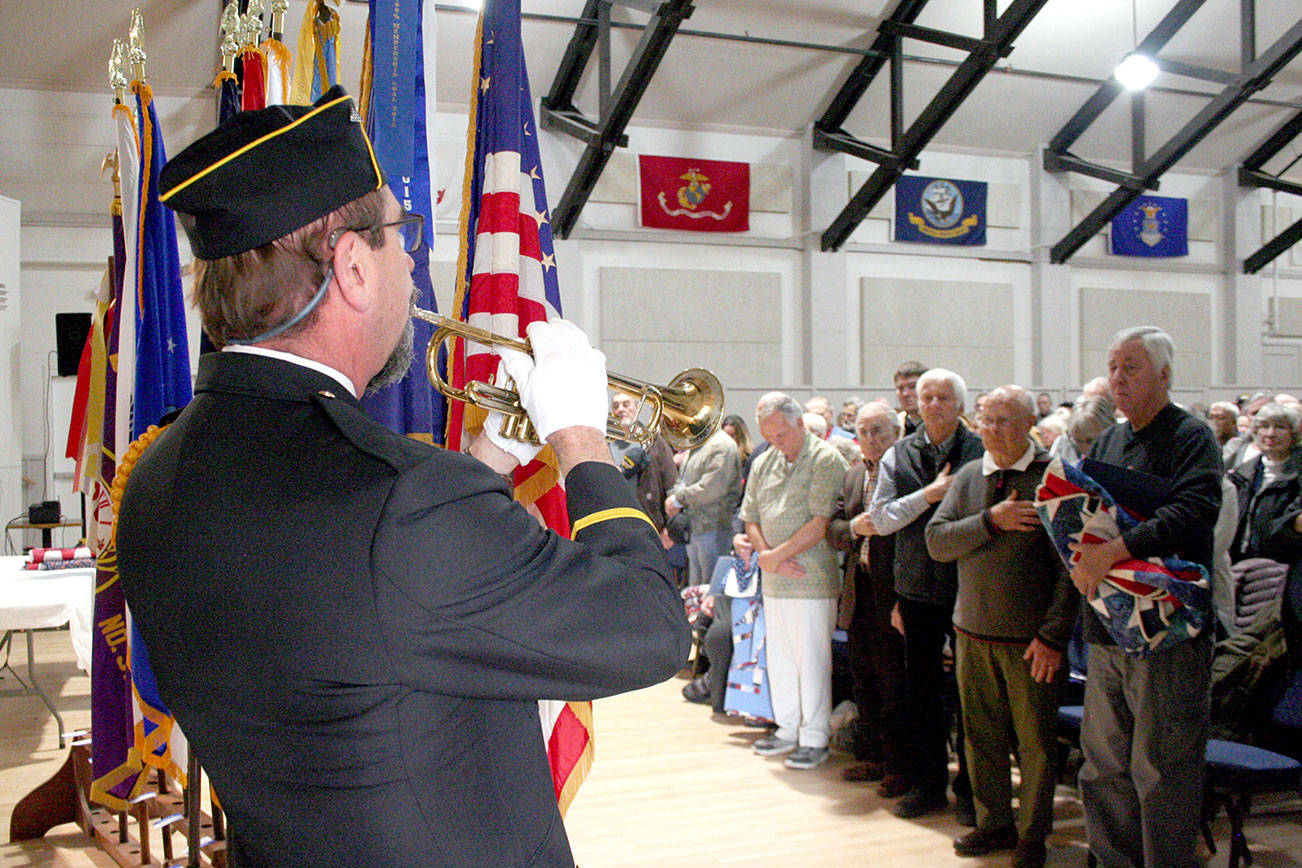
left=0, top=554, right=96, bottom=747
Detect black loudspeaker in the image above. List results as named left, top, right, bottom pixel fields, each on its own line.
left=55, top=312, right=93, bottom=377
left=29, top=501, right=61, bottom=524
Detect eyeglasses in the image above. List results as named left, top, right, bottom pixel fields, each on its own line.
left=328, top=214, right=425, bottom=253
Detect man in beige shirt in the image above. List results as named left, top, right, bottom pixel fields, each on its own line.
left=737, top=392, right=848, bottom=770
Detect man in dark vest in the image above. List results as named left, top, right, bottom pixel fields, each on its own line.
left=869, top=368, right=983, bottom=821
left=115, top=87, right=689, bottom=867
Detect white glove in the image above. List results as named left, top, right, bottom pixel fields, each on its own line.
left=498, top=319, right=608, bottom=442
left=483, top=409, right=544, bottom=466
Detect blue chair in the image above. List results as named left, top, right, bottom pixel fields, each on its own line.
left=1056, top=704, right=1302, bottom=868
left=1203, top=738, right=1301, bottom=867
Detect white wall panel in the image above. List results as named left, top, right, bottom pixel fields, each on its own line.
left=1078, top=286, right=1212, bottom=386
left=860, top=277, right=1015, bottom=392
left=598, top=266, right=783, bottom=395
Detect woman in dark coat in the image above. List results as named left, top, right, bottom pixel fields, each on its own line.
left=1227, top=402, right=1302, bottom=633
left=1229, top=402, right=1302, bottom=561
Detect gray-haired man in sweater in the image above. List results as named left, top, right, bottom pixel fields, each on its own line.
left=926, top=386, right=1078, bottom=868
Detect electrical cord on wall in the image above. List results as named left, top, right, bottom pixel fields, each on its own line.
left=42, top=350, right=56, bottom=503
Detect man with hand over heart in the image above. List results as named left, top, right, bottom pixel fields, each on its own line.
left=926, top=385, right=1078, bottom=868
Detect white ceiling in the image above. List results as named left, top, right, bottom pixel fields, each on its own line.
left=2, top=0, right=1301, bottom=227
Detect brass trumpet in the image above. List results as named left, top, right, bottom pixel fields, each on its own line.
left=411, top=306, right=723, bottom=450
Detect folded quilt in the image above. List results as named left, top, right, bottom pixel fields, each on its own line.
left=1036, top=457, right=1210, bottom=656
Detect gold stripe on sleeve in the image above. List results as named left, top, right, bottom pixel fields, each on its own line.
left=570, top=507, right=657, bottom=536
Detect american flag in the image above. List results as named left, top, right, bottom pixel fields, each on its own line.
left=447, top=0, right=591, bottom=813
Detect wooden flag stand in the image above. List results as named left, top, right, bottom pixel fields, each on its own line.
left=10, top=736, right=229, bottom=868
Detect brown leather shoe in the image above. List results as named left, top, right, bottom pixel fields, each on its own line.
left=953, top=826, right=1017, bottom=857
left=841, top=761, right=885, bottom=782
left=876, top=774, right=911, bottom=799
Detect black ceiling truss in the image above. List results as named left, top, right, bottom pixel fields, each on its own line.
left=539, top=0, right=694, bottom=239
left=1241, top=107, right=1302, bottom=274
left=813, top=0, right=1050, bottom=252
left=1045, top=1, right=1302, bottom=264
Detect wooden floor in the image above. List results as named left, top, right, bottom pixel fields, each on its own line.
left=2, top=628, right=1299, bottom=867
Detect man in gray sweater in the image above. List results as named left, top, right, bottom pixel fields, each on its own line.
left=926, top=386, right=1078, bottom=868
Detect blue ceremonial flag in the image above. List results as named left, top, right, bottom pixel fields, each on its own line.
left=132, top=88, right=192, bottom=437
left=129, top=80, right=191, bottom=785
left=894, top=175, right=987, bottom=245
left=360, top=0, right=444, bottom=445
left=1110, top=194, right=1188, bottom=257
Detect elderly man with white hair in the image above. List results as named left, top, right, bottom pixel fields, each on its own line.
left=827, top=401, right=907, bottom=789
left=1069, top=326, right=1222, bottom=868
left=737, top=392, right=848, bottom=770
left=869, top=368, right=984, bottom=822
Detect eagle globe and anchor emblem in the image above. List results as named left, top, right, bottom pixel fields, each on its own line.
left=657, top=167, right=734, bottom=221
left=907, top=179, right=980, bottom=239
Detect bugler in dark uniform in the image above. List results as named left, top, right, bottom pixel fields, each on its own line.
left=116, top=86, right=689, bottom=867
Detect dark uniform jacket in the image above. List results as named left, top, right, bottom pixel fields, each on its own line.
left=886, top=424, right=984, bottom=607
left=116, top=353, right=690, bottom=867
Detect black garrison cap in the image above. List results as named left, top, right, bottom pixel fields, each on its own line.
left=159, top=85, right=386, bottom=260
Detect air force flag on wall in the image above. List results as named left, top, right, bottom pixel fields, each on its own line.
left=1110, top=195, right=1188, bottom=257
left=894, top=175, right=986, bottom=245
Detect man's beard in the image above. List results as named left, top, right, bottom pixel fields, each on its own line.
left=365, top=311, right=416, bottom=396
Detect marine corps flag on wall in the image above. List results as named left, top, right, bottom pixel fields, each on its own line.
left=639, top=154, right=749, bottom=232
left=894, top=175, right=987, bottom=245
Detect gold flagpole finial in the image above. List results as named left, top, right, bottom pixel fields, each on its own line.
left=128, top=9, right=147, bottom=82
left=240, top=0, right=265, bottom=50
left=270, top=0, right=288, bottom=40
left=109, top=39, right=129, bottom=103
left=219, top=2, right=241, bottom=73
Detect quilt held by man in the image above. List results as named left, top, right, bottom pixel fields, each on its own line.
left=1035, top=458, right=1210, bottom=656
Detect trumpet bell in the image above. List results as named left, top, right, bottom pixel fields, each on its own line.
left=656, top=368, right=724, bottom=451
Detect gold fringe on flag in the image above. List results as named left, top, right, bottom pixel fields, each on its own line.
left=130, top=80, right=153, bottom=310
left=211, top=69, right=238, bottom=89
left=289, top=0, right=340, bottom=105
left=358, top=25, right=373, bottom=123
left=446, top=9, right=487, bottom=446
left=554, top=701, right=595, bottom=817
left=260, top=37, right=292, bottom=104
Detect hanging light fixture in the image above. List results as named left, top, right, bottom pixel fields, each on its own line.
left=1114, top=52, right=1160, bottom=89
left=1113, top=0, right=1159, bottom=90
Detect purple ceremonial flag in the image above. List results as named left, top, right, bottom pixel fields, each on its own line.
left=89, top=192, right=138, bottom=810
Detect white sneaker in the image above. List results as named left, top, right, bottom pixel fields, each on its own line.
left=783, top=746, right=829, bottom=770
left=751, top=735, right=797, bottom=756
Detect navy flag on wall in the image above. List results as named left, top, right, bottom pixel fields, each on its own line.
left=1110, top=195, right=1188, bottom=257
left=894, top=175, right=986, bottom=245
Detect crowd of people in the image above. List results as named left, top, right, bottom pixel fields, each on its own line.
left=626, top=326, right=1302, bottom=868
